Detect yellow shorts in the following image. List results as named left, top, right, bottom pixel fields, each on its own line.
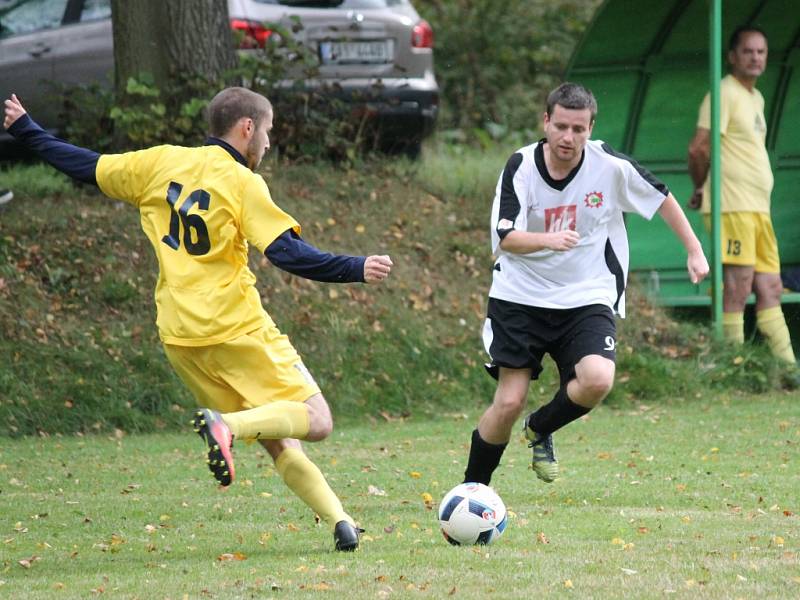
left=163, top=325, right=320, bottom=413
left=704, top=212, right=780, bottom=273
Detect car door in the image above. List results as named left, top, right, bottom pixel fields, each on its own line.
left=0, top=0, right=72, bottom=138
left=49, top=0, right=113, bottom=92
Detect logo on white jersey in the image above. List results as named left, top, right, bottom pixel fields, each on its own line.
left=497, top=218, right=514, bottom=231
left=544, top=205, right=576, bottom=232
left=584, top=191, right=604, bottom=208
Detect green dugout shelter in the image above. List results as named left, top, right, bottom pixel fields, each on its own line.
left=566, top=0, right=800, bottom=317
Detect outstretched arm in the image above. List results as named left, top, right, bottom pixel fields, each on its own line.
left=265, top=230, right=392, bottom=284
left=4, top=94, right=99, bottom=185
left=658, top=193, right=709, bottom=284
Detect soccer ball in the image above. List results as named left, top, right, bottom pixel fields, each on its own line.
left=438, top=482, right=507, bottom=545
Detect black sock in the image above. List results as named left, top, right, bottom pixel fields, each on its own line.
left=463, top=429, right=507, bottom=485
left=527, top=387, right=591, bottom=437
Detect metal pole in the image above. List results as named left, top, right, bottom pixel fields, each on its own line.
left=710, top=0, right=723, bottom=339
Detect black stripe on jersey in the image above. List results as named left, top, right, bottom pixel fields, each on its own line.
left=600, top=142, right=668, bottom=196
left=604, top=238, right=625, bottom=312
left=535, top=139, right=585, bottom=191
left=497, top=152, right=524, bottom=240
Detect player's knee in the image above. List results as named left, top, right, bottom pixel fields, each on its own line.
left=307, top=411, right=333, bottom=441
left=757, top=277, right=783, bottom=301
left=318, top=417, right=334, bottom=439
left=303, top=393, right=333, bottom=441
left=579, top=372, right=614, bottom=403
left=492, top=393, right=526, bottom=419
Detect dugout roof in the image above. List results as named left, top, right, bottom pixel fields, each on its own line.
left=566, top=0, right=800, bottom=306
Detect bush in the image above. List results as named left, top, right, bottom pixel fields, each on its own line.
left=418, top=0, right=602, bottom=143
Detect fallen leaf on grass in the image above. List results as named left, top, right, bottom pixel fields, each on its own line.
left=368, top=485, right=386, bottom=496
left=217, top=552, right=247, bottom=562
left=409, top=471, right=422, bottom=479
left=564, top=579, right=574, bottom=589
left=18, top=555, right=40, bottom=569
left=537, top=532, right=550, bottom=544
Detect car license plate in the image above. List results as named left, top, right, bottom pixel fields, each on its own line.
left=319, top=40, right=392, bottom=64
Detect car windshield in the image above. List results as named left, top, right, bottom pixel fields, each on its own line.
left=0, top=0, right=68, bottom=38
left=253, top=0, right=405, bottom=7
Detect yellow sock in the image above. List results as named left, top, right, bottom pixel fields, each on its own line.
left=756, top=306, right=796, bottom=364
left=275, top=448, right=351, bottom=529
left=222, top=402, right=310, bottom=440
left=722, top=312, right=745, bottom=344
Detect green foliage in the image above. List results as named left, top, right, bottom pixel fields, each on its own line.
left=57, top=81, right=116, bottom=151
left=108, top=73, right=214, bottom=149
left=0, top=164, right=74, bottom=198
left=98, top=275, right=138, bottom=307
left=54, top=73, right=215, bottom=152
left=417, top=0, right=602, bottom=143
left=414, top=140, right=509, bottom=201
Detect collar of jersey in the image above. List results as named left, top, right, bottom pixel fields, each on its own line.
left=204, top=137, right=247, bottom=167
left=535, top=138, right=585, bottom=192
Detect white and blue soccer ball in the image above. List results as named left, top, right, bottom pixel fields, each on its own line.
left=438, top=482, right=507, bottom=545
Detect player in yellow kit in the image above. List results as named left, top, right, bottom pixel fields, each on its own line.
left=4, top=87, right=392, bottom=551
left=688, top=27, right=796, bottom=370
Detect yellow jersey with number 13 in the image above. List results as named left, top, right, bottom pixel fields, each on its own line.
left=697, top=74, right=773, bottom=214
left=96, top=144, right=299, bottom=346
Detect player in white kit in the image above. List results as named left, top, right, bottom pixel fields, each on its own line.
left=463, top=83, right=709, bottom=486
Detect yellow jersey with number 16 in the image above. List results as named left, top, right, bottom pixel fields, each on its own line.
left=96, top=144, right=299, bottom=346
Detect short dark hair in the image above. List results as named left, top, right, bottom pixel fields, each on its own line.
left=207, top=87, right=272, bottom=137
left=728, top=26, right=767, bottom=51
left=546, top=82, right=597, bottom=122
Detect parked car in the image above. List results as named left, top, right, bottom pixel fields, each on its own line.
left=0, top=0, right=438, bottom=153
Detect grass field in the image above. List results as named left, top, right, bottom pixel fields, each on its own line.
left=2, top=392, right=798, bottom=599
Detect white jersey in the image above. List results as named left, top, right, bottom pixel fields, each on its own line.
left=489, top=139, right=667, bottom=317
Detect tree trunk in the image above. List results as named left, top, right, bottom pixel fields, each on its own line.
left=111, top=0, right=237, bottom=94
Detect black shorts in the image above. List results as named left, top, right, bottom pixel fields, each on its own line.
left=482, top=298, right=617, bottom=386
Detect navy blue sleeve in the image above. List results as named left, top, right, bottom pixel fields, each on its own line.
left=7, top=114, right=99, bottom=185
left=265, top=230, right=366, bottom=283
